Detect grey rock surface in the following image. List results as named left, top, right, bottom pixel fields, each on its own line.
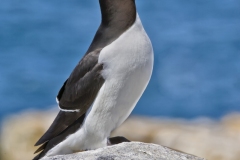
left=42, top=142, right=205, bottom=160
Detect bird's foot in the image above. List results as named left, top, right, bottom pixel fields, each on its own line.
left=107, top=136, right=131, bottom=146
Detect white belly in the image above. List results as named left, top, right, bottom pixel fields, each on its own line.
left=82, top=13, right=153, bottom=147
left=44, top=14, right=153, bottom=157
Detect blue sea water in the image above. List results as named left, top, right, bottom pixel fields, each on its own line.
left=0, top=0, right=240, bottom=120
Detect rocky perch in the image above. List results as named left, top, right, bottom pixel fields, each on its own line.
left=2, top=110, right=240, bottom=160
left=42, top=142, right=205, bottom=160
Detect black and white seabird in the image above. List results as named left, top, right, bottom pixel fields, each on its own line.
left=33, top=0, right=153, bottom=159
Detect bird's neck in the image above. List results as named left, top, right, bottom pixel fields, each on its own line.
left=99, top=0, right=136, bottom=28
left=85, top=0, right=137, bottom=54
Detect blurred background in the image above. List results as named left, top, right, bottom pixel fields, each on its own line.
left=0, top=0, right=240, bottom=160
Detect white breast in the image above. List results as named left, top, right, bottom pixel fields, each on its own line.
left=83, top=13, right=154, bottom=141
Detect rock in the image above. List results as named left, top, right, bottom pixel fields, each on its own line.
left=1, top=109, right=240, bottom=160
left=0, top=109, right=57, bottom=160
left=41, top=142, right=205, bottom=160
left=111, top=115, right=240, bottom=160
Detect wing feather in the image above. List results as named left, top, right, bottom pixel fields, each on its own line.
left=35, top=48, right=104, bottom=146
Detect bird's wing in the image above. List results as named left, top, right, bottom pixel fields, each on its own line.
left=35, top=48, right=105, bottom=146
left=33, top=112, right=87, bottom=160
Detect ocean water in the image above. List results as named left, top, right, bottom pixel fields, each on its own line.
left=0, top=0, right=240, bottom=120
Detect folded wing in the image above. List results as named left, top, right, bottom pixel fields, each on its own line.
left=34, top=49, right=105, bottom=159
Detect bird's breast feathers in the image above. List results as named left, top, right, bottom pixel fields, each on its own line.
left=98, top=14, right=153, bottom=81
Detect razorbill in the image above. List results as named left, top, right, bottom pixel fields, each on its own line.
left=33, top=0, right=153, bottom=159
